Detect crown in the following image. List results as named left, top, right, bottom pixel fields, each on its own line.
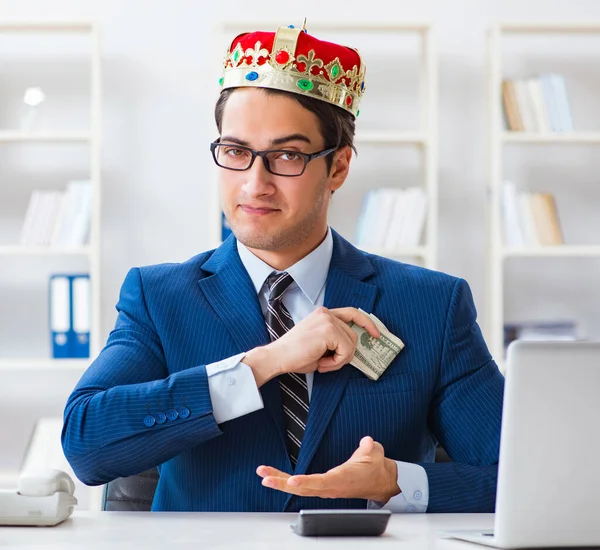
left=219, top=24, right=366, bottom=117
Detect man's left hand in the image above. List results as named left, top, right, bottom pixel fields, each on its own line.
left=256, top=436, right=401, bottom=503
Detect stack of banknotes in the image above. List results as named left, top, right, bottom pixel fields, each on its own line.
left=349, top=308, right=405, bottom=381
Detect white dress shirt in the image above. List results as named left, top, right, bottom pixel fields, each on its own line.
left=205, top=227, right=429, bottom=512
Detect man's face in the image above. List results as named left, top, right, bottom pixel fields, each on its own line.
left=218, top=88, right=344, bottom=253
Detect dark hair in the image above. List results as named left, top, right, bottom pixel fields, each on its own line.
left=214, top=88, right=356, bottom=171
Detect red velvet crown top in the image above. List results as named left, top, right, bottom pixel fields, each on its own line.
left=220, top=25, right=366, bottom=117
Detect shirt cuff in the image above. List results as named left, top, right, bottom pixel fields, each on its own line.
left=206, top=353, right=264, bottom=424
left=367, top=461, right=429, bottom=513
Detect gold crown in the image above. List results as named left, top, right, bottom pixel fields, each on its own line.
left=219, top=25, right=366, bottom=117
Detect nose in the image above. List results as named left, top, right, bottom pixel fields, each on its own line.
left=241, top=155, right=274, bottom=198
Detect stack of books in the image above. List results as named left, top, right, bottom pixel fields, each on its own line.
left=355, top=187, right=427, bottom=251
left=502, top=74, right=573, bottom=132
left=19, top=180, right=92, bottom=247
left=502, top=181, right=564, bottom=247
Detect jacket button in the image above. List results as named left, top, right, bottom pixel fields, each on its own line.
left=143, top=415, right=156, bottom=427
left=167, top=409, right=179, bottom=421
left=179, top=407, right=190, bottom=419
left=156, top=412, right=167, bottom=424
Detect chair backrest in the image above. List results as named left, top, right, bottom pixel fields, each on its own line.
left=102, top=468, right=159, bottom=511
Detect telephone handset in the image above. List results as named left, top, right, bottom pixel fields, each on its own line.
left=0, top=469, right=77, bottom=526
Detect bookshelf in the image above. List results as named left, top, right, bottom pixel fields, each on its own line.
left=485, top=22, right=600, bottom=368
left=215, top=21, right=438, bottom=269
left=0, top=21, right=102, bottom=369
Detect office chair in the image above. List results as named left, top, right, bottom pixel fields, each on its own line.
left=102, top=468, right=159, bottom=511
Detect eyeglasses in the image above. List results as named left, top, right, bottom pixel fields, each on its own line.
left=210, top=140, right=337, bottom=177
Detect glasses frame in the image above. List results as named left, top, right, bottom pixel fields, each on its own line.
left=210, top=140, right=337, bottom=177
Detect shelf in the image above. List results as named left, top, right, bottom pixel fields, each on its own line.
left=502, top=246, right=600, bottom=258
left=362, top=246, right=428, bottom=258
left=0, top=21, right=93, bottom=33
left=0, top=358, right=90, bottom=370
left=499, top=22, right=600, bottom=34
left=0, top=131, right=91, bottom=143
left=502, top=132, right=600, bottom=144
left=0, top=245, right=92, bottom=256
left=355, top=132, right=428, bottom=146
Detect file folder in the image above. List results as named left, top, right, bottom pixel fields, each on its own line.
left=71, top=275, right=90, bottom=358
left=49, top=276, right=71, bottom=358
left=49, top=274, right=91, bottom=359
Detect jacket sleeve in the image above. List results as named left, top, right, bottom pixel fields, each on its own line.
left=420, top=278, right=505, bottom=512
left=62, top=267, right=222, bottom=486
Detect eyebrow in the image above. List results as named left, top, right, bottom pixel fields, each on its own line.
left=220, top=133, right=313, bottom=148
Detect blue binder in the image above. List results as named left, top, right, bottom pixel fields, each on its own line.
left=49, top=274, right=90, bottom=359
left=71, top=274, right=90, bottom=358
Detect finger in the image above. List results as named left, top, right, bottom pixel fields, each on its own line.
left=256, top=465, right=289, bottom=479
left=262, top=474, right=329, bottom=497
left=348, top=437, right=373, bottom=461
left=318, top=319, right=357, bottom=369
left=287, top=473, right=328, bottom=490
left=334, top=314, right=359, bottom=344
left=358, top=436, right=374, bottom=454
left=329, top=307, right=380, bottom=338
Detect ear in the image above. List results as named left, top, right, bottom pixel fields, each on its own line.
left=328, top=146, right=353, bottom=193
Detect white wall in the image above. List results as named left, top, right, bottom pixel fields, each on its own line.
left=1, top=0, right=599, bottom=479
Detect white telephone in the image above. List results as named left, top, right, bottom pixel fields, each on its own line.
left=0, top=469, right=77, bottom=526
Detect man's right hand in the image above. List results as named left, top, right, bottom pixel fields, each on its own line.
left=244, top=307, right=380, bottom=388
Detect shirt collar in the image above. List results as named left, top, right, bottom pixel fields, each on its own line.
left=237, top=227, right=333, bottom=305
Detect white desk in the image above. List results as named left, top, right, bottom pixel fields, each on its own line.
left=0, top=512, right=493, bottom=549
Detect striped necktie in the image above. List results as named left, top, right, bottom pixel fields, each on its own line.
left=264, top=271, right=309, bottom=467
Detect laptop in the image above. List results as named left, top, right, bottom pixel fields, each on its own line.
left=448, top=340, right=600, bottom=549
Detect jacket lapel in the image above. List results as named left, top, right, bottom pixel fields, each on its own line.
left=197, top=236, right=290, bottom=456
left=293, top=231, right=377, bottom=476
left=198, top=236, right=269, bottom=353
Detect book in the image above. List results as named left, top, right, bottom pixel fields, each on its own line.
left=52, top=180, right=92, bottom=246
left=502, top=181, right=525, bottom=247
left=527, top=78, right=551, bottom=133
left=549, top=74, right=574, bottom=132
left=503, top=184, right=564, bottom=247
left=400, top=187, right=427, bottom=247
left=502, top=80, right=524, bottom=131
left=540, top=74, right=561, bottom=132
left=383, top=189, right=407, bottom=250
left=19, top=191, right=64, bottom=246
left=518, top=192, right=540, bottom=246
left=506, top=74, right=574, bottom=134
left=530, top=193, right=564, bottom=246
left=513, top=79, right=538, bottom=132
left=358, top=187, right=427, bottom=252
left=19, top=181, right=92, bottom=247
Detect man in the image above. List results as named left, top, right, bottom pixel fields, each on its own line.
left=62, top=24, right=504, bottom=513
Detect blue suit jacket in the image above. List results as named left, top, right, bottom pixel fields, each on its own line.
left=62, top=230, right=504, bottom=512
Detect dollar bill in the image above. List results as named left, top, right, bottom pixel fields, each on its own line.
left=349, top=308, right=405, bottom=381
